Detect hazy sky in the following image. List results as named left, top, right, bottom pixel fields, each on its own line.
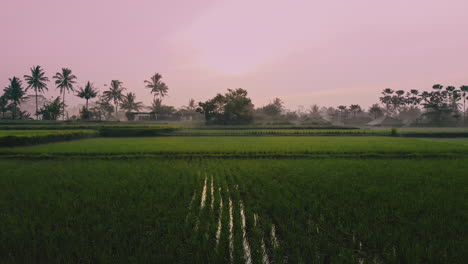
left=1, top=0, right=468, bottom=110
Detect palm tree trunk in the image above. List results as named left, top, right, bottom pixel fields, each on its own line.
left=63, top=90, right=66, bottom=121
left=115, top=99, right=118, bottom=120
left=464, top=96, right=466, bottom=121
left=35, top=90, right=38, bottom=120
left=86, top=99, right=89, bottom=111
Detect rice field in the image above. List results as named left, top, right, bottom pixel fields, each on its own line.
left=2, top=136, right=468, bottom=159
left=0, top=159, right=466, bottom=263
left=1, top=127, right=467, bottom=263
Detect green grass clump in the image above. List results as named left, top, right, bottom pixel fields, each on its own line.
left=0, top=159, right=466, bottom=263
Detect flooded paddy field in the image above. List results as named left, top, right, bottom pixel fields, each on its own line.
left=1, top=158, right=466, bottom=263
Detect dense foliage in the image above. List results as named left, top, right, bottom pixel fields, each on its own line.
left=197, top=88, right=254, bottom=125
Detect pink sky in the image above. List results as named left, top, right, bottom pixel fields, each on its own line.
left=1, top=0, right=468, bottom=110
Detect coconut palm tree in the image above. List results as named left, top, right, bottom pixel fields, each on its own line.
left=24, top=66, right=49, bottom=119
left=368, top=104, right=383, bottom=119
left=3, top=77, right=26, bottom=120
left=349, top=104, right=362, bottom=118
left=337, top=105, right=348, bottom=122
left=53, top=68, right=77, bottom=120
left=144, top=73, right=169, bottom=100
left=120, top=92, right=144, bottom=112
left=76, top=82, right=99, bottom=110
left=103, top=80, right=125, bottom=120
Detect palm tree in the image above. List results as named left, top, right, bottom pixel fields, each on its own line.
left=53, top=68, right=77, bottom=120
left=103, top=80, right=125, bottom=120
left=187, top=98, right=196, bottom=110
left=76, top=82, right=99, bottom=110
left=120, top=92, right=144, bottom=112
left=144, top=73, right=169, bottom=100
left=460, top=86, right=468, bottom=121
left=337, top=105, right=347, bottom=122
left=24, top=66, right=49, bottom=119
left=368, top=104, right=383, bottom=119
left=3, top=77, right=26, bottom=120
left=349, top=104, right=362, bottom=118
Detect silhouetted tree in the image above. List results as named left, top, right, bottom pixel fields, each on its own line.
left=197, top=88, right=254, bottom=125
left=368, top=104, right=383, bottom=119
left=349, top=104, right=362, bottom=118
left=91, top=96, right=114, bottom=121
left=337, top=105, right=348, bottom=121
left=3, top=77, right=26, bottom=120
left=121, top=92, right=143, bottom=120
left=76, top=81, right=98, bottom=111
left=145, top=73, right=169, bottom=100
left=420, top=84, right=461, bottom=125
left=103, top=80, right=125, bottom=120
left=24, top=66, right=49, bottom=119
left=461, top=85, right=468, bottom=121
left=38, top=96, right=64, bottom=120
left=260, top=97, right=284, bottom=117
left=53, top=68, right=77, bottom=120
left=0, top=95, right=8, bottom=119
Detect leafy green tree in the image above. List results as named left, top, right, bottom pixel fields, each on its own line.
left=145, top=73, right=169, bottom=100
left=38, top=96, right=64, bottom=120
left=24, top=65, right=49, bottom=119
left=197, top=88, right=254, bottom=125
left=53, top=68, right=77, bottom=120
left=76, top=82, right=98, bottom=111
left=260, top=97, right=284, bottom=116
left=103, top=80, right=125, bottom=120
left=3, top=77, right=26, bottom=120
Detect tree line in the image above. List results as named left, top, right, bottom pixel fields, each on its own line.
left=0, top=66, right=190, bottom=121
left=2, top=65, right=467, bottom=126
left=196, top=86, right=468, bottom=126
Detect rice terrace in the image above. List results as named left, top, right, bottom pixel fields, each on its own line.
left=2, top=0, right=468, bottom=263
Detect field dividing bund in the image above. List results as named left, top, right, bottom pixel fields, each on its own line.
left=0, top=130, right=98, bottom=147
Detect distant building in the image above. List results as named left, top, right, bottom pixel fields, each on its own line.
left=20, top=94, right=51, bottom=117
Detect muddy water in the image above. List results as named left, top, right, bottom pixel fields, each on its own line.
left=239, top=201, right=252, bottom=264
left=228, top=198, right=234, bottom=263
left=200, top=175, right=208, bottom=209
left=215, top=188, right=223, bottom=247
left=254, top=213, right=270, bottom=264
left=271, top=224, right=279, bottom=249
left=210, top=177, right=215, bottom=209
